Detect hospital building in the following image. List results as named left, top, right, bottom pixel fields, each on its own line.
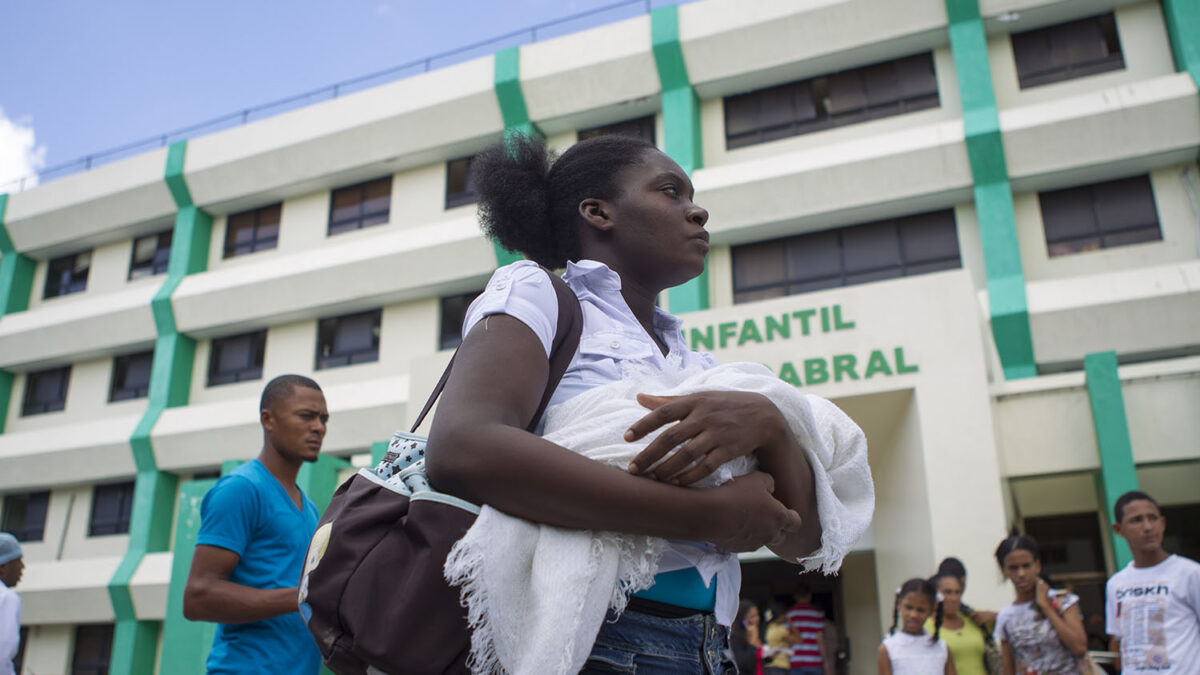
left=1, top=0, right=1197, bottom=672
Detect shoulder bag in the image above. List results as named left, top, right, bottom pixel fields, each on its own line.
left=299, top=267, right=583, bottom=675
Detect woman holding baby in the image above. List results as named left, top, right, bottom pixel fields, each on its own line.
left=425, top=132, right=870, bottom=673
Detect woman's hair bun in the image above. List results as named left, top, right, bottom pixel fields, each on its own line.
left=470, top=133, right=560, bottom=268
left=470, top=131, right=657, bottom=268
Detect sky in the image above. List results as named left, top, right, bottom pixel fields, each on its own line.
left=0, top=0, right=688, bottom=193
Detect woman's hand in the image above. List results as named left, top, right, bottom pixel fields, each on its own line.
left=699, top=472, right=804, bottom=552
left=625, top=390, right=788, bottom=485
left=1034, top=579, right=1054, bottom=613
left=624, top=389, right=822, bottom=561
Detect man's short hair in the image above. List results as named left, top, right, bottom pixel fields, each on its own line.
left=937, top=557, right=967, bottom=581
left=1114, top=490, right=1160, bottom=524
left=794, top=583, right=813, bottom=599
left=260, top=374, right=322, bottom=413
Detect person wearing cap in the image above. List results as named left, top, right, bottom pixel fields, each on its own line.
left=0, top=532, right=24, bottom=675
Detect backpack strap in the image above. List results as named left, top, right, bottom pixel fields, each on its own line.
left=410, top=266, right=583, bottom=433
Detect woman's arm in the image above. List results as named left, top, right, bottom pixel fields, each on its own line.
left=1035, top=582, right=1088, bottom=657
left=625, top=391, right=821, bottom=561
left=1000, top=639, right=1014, bottom=675
left=425, top=314, right=803, bottom=551
left=944, top=649, right=958, bottom=675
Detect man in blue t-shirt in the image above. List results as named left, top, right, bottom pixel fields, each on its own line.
left=184, top=374, right=329, bottom=674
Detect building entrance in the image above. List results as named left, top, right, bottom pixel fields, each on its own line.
left=740, top=551, right=883, bottom=675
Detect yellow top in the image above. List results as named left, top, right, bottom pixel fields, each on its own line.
left=926, top=614, right=989, bottom=675
left=765, top=622, right=793, bottom=669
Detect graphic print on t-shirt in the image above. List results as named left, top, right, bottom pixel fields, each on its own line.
left=1116, top=582, right=1171, bottom=670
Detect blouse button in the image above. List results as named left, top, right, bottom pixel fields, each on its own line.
left=609, top=341, right=621, bottom=350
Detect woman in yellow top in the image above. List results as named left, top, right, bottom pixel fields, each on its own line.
left=763, top=597, right=799, bottom=675
left=926, top=575, right=989, bottom=675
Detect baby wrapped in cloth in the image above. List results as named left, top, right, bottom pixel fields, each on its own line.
left=443, top=361, right=874, bottom=675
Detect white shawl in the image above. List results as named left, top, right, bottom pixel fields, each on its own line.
left=443, top=361, right=874, bottom=675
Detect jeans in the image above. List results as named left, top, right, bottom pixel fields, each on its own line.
left=790, top=667, right=824, bottom=675
left=580, top=606, right=736, bottom=674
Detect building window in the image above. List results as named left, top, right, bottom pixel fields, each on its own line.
left=1012, top=14, right=1124, bottom=89
left=22, top=366, right=71, bottom=416
left=439, top=290, right=483, bottom=350
left=225, top=203, right=281, bottom=258
left=89, top=482, right=135, bottom=536
left=316, top=309, right=381, bottom=369
left=724, top=53, right=939, bottom=149
left=72, top=624, right=114, bottom=675
left=208, top=330, right=267, bottom=386
left=2, top=491, right=50, bottom=542
left=128, top=230, right=172, bottom=280
left=732, top=209, right=960, bottom=303
left=44, top=250, right=92, bottom=298
left=329, top=177, right=392, bottom=235
left=109, top=351, right=154, bottom=402
left=1039, top=175, right=1160, bottom=257
left=579, top=115, right=656, bottom=144
left=1162, top=503, right=1200, bottom=562
left=445, top=156, right=477, bottom=209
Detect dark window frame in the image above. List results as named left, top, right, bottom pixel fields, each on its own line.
left=1039, top=175, right=1161, bottom=258
left=328, top=177, right=392, bottom=235
left=2, top=490, right=50, bottom=542
left=1012, top=13, right=1125, bottom=89
left=724, top=52, right=940, bottom=150
left=207, top=330, right=267, bottom=387
left=22, top=365, right=71, bottom=416
left=88, top=481, right=135, bottom=537
left=578, top=115, right=657, bottom=144
left=445, top=156, right=477, bottom=209
left=128, top=230, right=173, bottom=280
left=439, top=290, right=483, bottom=350
left=316, top=309, right=382, bottom=370
left=72, top=623, right=114, bottom=675
left=109, top=350, right=155, bottom=402
left=44, top=250, right=92, bottom=299
left=224, top=203, right=282, bottom=258
left=731, top=210, right=961, bottom=303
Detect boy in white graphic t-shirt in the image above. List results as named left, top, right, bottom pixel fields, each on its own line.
left=1106, top=490, right=1200, bottom=674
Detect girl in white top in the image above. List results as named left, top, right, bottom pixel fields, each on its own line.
left=879, top=578, right=956, bottom=675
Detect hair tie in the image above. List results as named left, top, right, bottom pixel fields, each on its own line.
left=936, top=592, right=945, bottom=603
left=895, top=587, right=902, bottom=595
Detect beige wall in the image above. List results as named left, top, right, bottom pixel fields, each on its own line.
left=18, top=623, right=74, bottom=675
left=840, top=552, right=884, bottom=675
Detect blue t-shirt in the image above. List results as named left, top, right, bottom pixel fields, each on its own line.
left=196, top=459, right=321, bottom=675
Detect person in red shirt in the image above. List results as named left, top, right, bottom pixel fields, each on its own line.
left=787, top=584, right=828, bottom=675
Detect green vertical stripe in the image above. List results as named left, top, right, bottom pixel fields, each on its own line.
left=490, top=48, right=542, bottom=268
left=0, top=193, right=35, bottom=433
left=159, top=479, right=218, bottom=675
left=1084, top=351, right=1138, bottom=569
left=110, top=140, right=213, bottom=675
left=0, top=193, right=35, bottom=318
left=297, top=454, right=352, bottom=515
left=945, top=0, right=1036, bottom=379
left=651, top=5, right=709, bottom=313
left=1163, top=0, right=1200, bottom=90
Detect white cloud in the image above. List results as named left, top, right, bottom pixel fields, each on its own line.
left=0, top=106, right=47, bottom=193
